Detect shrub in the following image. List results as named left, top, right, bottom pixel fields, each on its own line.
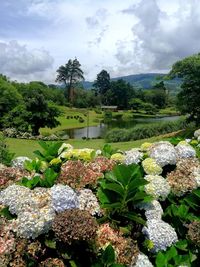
left=105, top=118, right=190, bottom=142
left=0, top=133, right=15, bottom=166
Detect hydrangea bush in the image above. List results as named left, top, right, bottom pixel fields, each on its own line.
left=0, top=129, right=200, bottom=266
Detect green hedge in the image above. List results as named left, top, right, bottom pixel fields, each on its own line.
left=105, top=118, right=192, bottom=142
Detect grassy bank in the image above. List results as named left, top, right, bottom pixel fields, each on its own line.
left=40, top=107, right=103, bottom=135
left=6, top=134, right=177, bottom=159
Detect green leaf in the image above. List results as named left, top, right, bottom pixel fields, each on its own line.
left=101, top=202, right=122, bottom=209
left=102, top=245, right=115, bottom=265
left=43, top=168, right=58, bottom=187
left=0, top=207, right=16, bottom=220
left=122, top=212, right=146, bottom=225
left=175, top=240, right=188, bottom=251
left=166, top=246, right=177, bottom=261
left=102, top=183, right=124, bottom=197
left=156, top=252, right=166, bottom=267
left=44, top=239, right=56, bottom=249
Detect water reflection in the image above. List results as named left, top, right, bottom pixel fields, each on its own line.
left=64, top=116, right=180, bottom=139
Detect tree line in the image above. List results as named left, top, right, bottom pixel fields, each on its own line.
left=0, top=52, right=199, bottom=136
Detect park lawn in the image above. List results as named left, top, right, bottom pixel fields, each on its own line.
left=40, top=107, right=103, bottom=135
left=7, top=135, right=169, bottom=159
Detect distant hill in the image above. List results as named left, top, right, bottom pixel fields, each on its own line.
left=82, top=73, right=181, bottom=94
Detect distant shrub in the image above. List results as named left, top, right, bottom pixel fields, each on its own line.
left=105, top=118, right=190, bottom=142
left=0, top=133, right=15, bottom=166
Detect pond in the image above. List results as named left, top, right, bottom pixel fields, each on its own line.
left=63, top=116, right=180, bottom=139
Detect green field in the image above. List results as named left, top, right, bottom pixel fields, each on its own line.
left=40, top=107, right=103, bottom=135
left=7, top=135, right=170, bottom=159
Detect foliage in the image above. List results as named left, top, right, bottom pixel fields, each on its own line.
left=23, top=85, right=61, bottom=135
left=93, top=70, right=111, bottom=104
left=101, top=144, right=119, bottom=158
left=105, top=118, right=188, bottom=142
left=0, top=133, right=15, bottom=166
left=0, top=76, right=22, bottom=126
left=18, top=168, right=58, bottom=189
left=34, top=140, right=63, bottom=163
left=168, top=53, right=200, bottom=125
left=155, top=240, right=197, bottom=267
left=56, top=58, right=84, bottom=103
left=106, top=79, right=136, bottom=109
left=1, top=104, right=30, bottom=131
left=97, top=164, right=152, bottom=225
left=92, top=245, right=125, bottom=267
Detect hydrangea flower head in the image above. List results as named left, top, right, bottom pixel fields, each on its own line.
left=144, top=175, right=171, bottom=200
left=142, top=219, right=178, bottom=252
left=142, top=158, right=162, bottom=175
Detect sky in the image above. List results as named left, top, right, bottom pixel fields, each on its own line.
left=0, top=0, right=200, bottom=83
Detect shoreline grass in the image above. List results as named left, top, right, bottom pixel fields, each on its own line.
left=6, top=132, right=180, bottom=159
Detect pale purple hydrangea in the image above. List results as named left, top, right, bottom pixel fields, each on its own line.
left=50, top=184, right=79, bottom=213
left=124, top=149, right=143, bottom=165
left=142, top=219, right=178, bottom=252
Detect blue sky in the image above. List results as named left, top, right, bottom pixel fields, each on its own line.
left=0, top=0, right=200, bottom=83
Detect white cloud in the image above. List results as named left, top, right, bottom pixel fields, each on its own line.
left=0, top=40, right=53, bottom=82
left=0, top=0, right=200, bottom=82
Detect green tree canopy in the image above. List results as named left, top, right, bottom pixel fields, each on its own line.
left=0, top=77, right=22, bottom=125
left=168, top=53, right=200, bottom=124
left=93, top=70, right=111, bottom=104
left=107, top=79, right=135, bottom=109
left=56, top=58, right=84, bottom=103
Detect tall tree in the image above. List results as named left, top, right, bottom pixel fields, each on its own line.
left=168, top=53, right=200, bottom=125
left=93, top=70, right=110, bottom=104
left=55, top=58, right=84, bottom=103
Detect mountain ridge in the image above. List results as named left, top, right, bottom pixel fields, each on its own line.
left=82, top=73, right=181, bottom=93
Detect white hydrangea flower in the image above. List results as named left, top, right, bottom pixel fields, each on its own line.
left=0, top=184, right=30, bottom=214
left=198, top=136, right=200, bottom=142
left=0, top=185, right=55, bottom=239
left=194, top=129, right=200, bottom=138
left=131, top=253, right=153, bottom=267
left=149, top=141, right=177, bottom=167
left=58, top=143, right=73, bottom=155
left=50, top=184, right=79, bottom=212
left=144, top=200, right=163, bottom=220
left=142, top=219, right=178, bottom=252
left=77, top=189, right=101, bottom=216
left=96, top=149, right=102, bottom=156
left=193, top=167, right=200, bottom=186
left=12, top=207, right=55, bottom=239
left=142, top=158, right=162, bottom=175
left=11, top=156, right=31, bottom=169
left=144, top=175, right=171, bottom=200
left=124, top=148, right=143, bottom=165
left=175, top=143, right=196, bottom=159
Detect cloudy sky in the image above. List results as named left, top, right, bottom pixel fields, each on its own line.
left=0, top=0, right=200, bottom=83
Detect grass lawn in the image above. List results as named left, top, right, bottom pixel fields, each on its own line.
left=7, top=135, right=171, bottom=159
left=40, top=107, right=103, bottom=135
